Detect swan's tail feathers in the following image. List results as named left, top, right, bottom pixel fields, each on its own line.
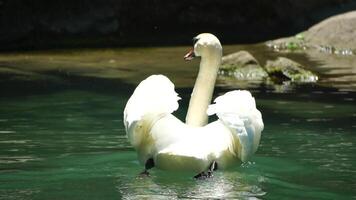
left=207, top=90, right=264, bottom=162
left=124, top=75, right=180, bottom=146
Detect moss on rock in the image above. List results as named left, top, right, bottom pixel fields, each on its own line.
left=265, top=57, right=318, bottom=83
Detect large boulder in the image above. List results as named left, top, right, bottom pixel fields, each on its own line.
left=220, top=51, right=268, bottom=80
left=304, top=10, right=356, bottom=50
left=266, top=11, right=356, bottom=55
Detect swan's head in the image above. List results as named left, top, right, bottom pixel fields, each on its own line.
left=184, top=33, right=222, bottom=61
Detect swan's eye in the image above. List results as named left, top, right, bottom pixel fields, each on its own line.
left=192, top=37, right=199, bottom=46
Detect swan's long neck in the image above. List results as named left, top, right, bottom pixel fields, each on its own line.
left=186, top=48, right=222, bottom=127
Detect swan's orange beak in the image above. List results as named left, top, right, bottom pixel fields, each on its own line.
left=184, top=49, right=195, bottom=61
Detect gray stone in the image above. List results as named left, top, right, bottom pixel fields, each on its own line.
left=305, top=11, right=356, bottom=50
left=220, top=51, right=268, bottom=80
left=267, top=11, right=356, bottom=55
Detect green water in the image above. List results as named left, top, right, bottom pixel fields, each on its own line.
left=0, top=46, right=356, bottom=199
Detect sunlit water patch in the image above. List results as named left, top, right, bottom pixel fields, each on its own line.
left=1, top=44, right=356, bottom=91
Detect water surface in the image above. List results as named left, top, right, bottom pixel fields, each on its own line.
left=0, top=45, right=355, bottom=199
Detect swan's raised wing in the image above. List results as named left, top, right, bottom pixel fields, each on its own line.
left=207, top=90, right=264, bottom=162
left=124, top=75, right=180, bottom=148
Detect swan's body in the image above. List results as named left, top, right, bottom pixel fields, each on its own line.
left=124, top=33, right=264, bottom=176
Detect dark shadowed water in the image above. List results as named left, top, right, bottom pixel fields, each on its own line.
left=0, top=45, right=355, bottom=199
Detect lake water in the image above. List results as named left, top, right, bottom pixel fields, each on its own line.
left=0, top=45, right=355, bottom=199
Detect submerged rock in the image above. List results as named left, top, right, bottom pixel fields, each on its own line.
left=220, top=51, right=268, bottom=80
left=265, top=57, right=318, bottom=83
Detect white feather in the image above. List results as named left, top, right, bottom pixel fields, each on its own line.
left=123, top=75, right=180, bottom=150
left=207, top=90, right=264, bottom=161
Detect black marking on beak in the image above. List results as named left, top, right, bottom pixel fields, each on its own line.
left=184, top=36, right=199, bottom=61
left=193, top=37, right=199, bottom=46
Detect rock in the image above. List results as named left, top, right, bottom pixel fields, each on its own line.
left=265, top=57, right=318, bottom=83
left=267, top=11, right=356, bottom=55
left=220, top=51, right=268, bottom=80
left=305, top=11, right=356, bottom=50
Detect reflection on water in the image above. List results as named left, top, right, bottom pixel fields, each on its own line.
left=0, top=45, right=356, bottom=199
left=1, top=43, right=356, bottom=92
left=119, top=169, right=266, bottom=199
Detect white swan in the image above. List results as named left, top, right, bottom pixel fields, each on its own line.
left=123, top=33, right=264, bottom=178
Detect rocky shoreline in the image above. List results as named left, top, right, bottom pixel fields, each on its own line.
left=221, top=11, right=355, bottom=85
